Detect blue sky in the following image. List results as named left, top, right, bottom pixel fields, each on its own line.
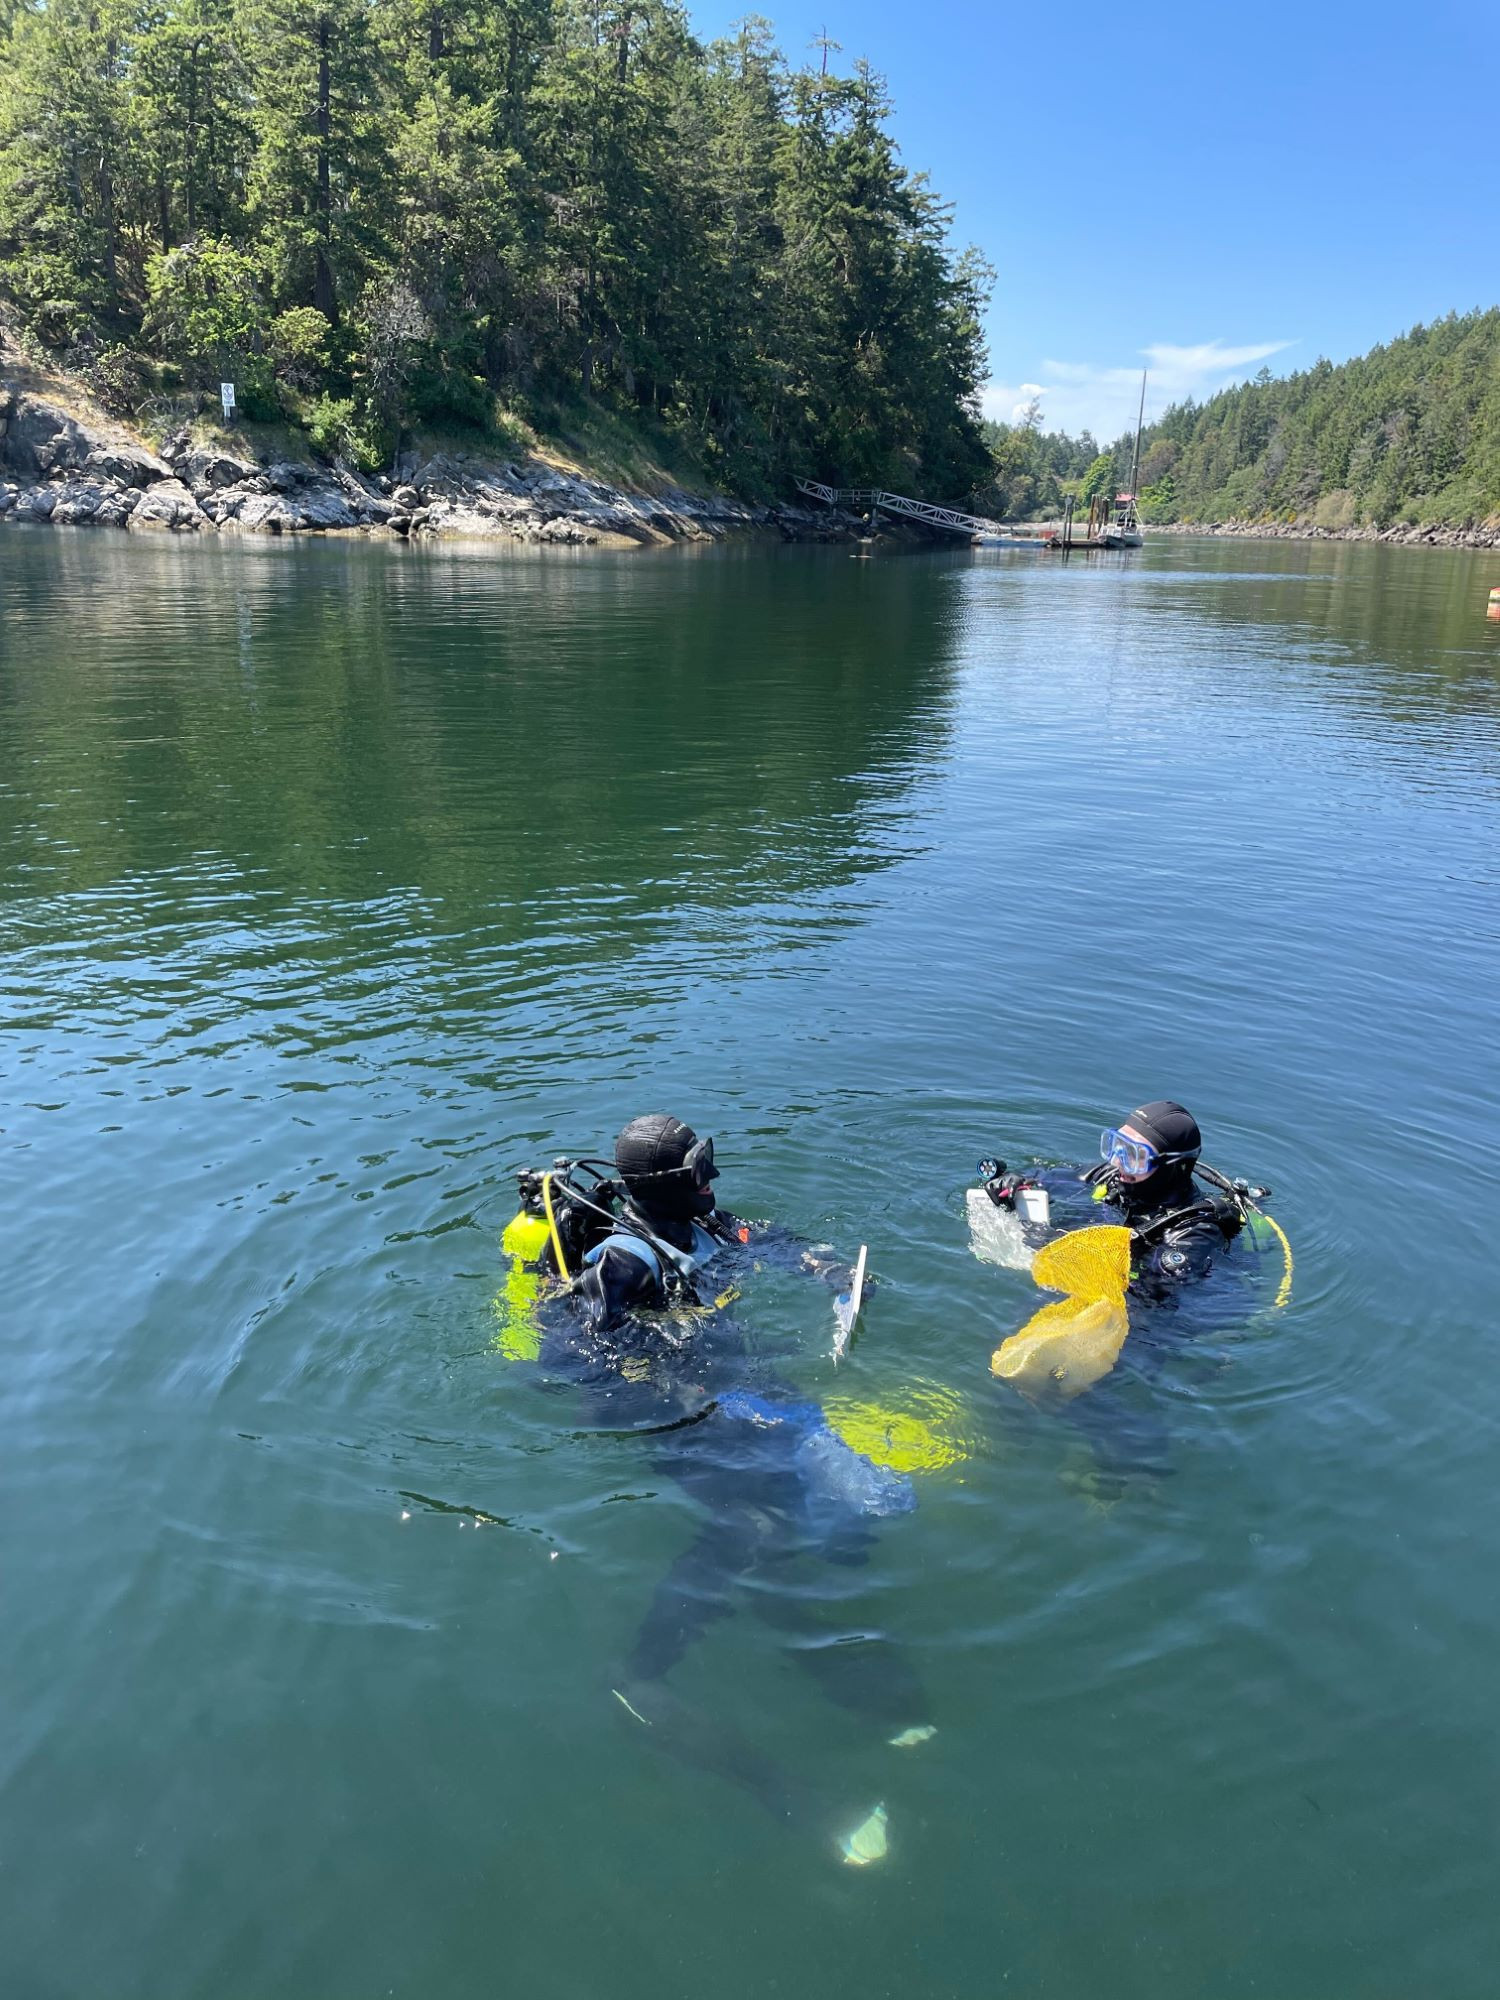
left=692, top=0, right=1498, bottom=441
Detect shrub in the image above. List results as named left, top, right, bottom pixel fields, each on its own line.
left=1314, top=488, right=1357, bottom=531
left=268, top=309, right=331, bottom=391
left=407, top=362, right=493, bottom=431
left=304, top=394, right=385, bottom=472
left=144, top=238, right=264, bottom=379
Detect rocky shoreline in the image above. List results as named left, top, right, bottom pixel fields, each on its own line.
left=1147, top=517, right=1500, bottom=550
left=0, top=377, right=856, bottom=548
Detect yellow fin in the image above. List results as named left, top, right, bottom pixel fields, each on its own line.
left=823, top=1386, right=970, bottom=1473
left=839, top=1801, right=889, bottom=1866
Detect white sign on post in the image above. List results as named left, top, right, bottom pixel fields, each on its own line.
left=220, top=381, right=236, bottom=422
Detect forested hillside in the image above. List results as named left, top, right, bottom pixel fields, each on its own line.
left=0, top=0, right=990, bottom=495
left=1118, top=311, right=1500, bottom=529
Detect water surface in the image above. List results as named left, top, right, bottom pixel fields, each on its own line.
left=3, top=527, right=1497, bottom=1997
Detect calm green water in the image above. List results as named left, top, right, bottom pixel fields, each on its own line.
left=3, top=526, right=1498, bottom=1998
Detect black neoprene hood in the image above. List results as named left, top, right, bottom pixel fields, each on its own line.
left=615, top=1113, right=698, bottom=1182
left=614, top=1112, right=716, bottom=1223
left=1124, top=1100, right=1202, bottom=1160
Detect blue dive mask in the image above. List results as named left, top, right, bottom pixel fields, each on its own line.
left=1100, top=1127, right=1192, bottom=1179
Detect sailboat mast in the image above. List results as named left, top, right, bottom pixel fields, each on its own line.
left=1130, top=368, right=1147, bottom=499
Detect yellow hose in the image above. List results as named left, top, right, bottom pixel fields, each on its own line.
left=541, top=1171, right=569, bottom=1281
left=1256, top=1209, right=1294, bottom=1309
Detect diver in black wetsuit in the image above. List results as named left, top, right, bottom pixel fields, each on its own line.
left=983, top=1100, right=1250, bottom=1300
left=512, top=1114, right=930, bottom=1860
left=980, top=1101, right=1276, bottom=1490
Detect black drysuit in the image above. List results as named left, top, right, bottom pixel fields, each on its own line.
left=529, top=1199, right=927, bottom=1823
left=987, top=1160, right=1250, bottom=1487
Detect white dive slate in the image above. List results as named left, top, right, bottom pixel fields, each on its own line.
left=833, top=1243, right=869, bottom=1362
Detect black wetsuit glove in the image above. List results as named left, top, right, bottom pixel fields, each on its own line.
left=979, top=1161, right=1032, bottom=1210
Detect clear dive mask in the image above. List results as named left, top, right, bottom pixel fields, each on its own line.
left=1100, top=1127, right=1193, bottom=1180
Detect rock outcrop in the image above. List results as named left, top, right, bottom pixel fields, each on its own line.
left=0, top=375, right=855, bottom=548
left=1148, top=517, right=1500, bottom=549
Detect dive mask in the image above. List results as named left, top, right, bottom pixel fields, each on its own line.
left=1100, top=1128, right=1192, bottom=1180
left=682, top=1134, right=719, bottom=1189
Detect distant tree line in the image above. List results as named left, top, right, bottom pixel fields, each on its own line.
left=1114, top=312, right=1500, bottom=529
left=0, top=0, right=991, bottom=493
left=972, top=396, right=1098, bottom=521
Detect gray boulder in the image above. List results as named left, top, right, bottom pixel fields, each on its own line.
left=130, top=478, right=207, bottom=531
left=222, top=493, right=301, bottom=533
left=295, top=485, right=363, bottom=529
left=84, top=442, right=170, bottom=488
left=51, top=480, right=111, bottom=526
left=181, top=447, right=259, bottom=492
left=199, top=478, right=273, bottom=523
left=93, top=485, right=143, bottom=527
left=1, top=396, right=91, bottom=481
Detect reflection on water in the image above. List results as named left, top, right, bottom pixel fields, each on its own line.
left=2, top=529, right=1498, bottom=1999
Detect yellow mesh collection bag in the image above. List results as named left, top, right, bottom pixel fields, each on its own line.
left=991, top=1224, right=1133, bottom=1402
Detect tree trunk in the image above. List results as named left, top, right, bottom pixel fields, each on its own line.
left=185, top=47, right=199, bottom=235
left=157, top=173, right=171, bottom=252
left=98, top=162, right=118, bottom=295
left=314, top=16, right=337, bottom=321
left=99, top=30, right=119, bottom=296
left=428, top=7, right=444, bottom=59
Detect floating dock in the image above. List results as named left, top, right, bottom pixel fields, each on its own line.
left=795, top=481, right=1140, bottom=551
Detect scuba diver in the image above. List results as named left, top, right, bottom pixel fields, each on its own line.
left=973, top=1101, right=1290, bottom=1492
left=502, top=1113, right=931, bottom=1866
left=981, top=1099, right=1262, bottom=1300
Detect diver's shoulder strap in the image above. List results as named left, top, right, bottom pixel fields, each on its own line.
left=615, top=1204, right=719, bottom=1282
left=585, top=1218, right=713, bottom=1299
left=1132, top=1196, right=1241, bottom=1247
left=583, top=1232, right=665, bottom=1285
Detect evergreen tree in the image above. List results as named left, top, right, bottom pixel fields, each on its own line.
left=0, top=0, right=141, bottom=336
left=134, top=0, right=252, bottom=251
left=239, top=0, right=397, bottom=322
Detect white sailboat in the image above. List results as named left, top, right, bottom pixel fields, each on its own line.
left=1101, top=370, right=1148, bottom=548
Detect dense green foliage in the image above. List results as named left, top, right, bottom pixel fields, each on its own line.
left=1116, top=312, right=1500, bottom=528
left=972, top=400, right=1095, bottom=521
left=0, top=0, right=990, bottom=492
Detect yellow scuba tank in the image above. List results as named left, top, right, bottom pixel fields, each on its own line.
left=502, top=1209, right=551, bottom=1263
left=493, top=1209, right=551, bottom=1361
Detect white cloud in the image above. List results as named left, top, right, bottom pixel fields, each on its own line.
left=982, top=338, right=1294, bottom=442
